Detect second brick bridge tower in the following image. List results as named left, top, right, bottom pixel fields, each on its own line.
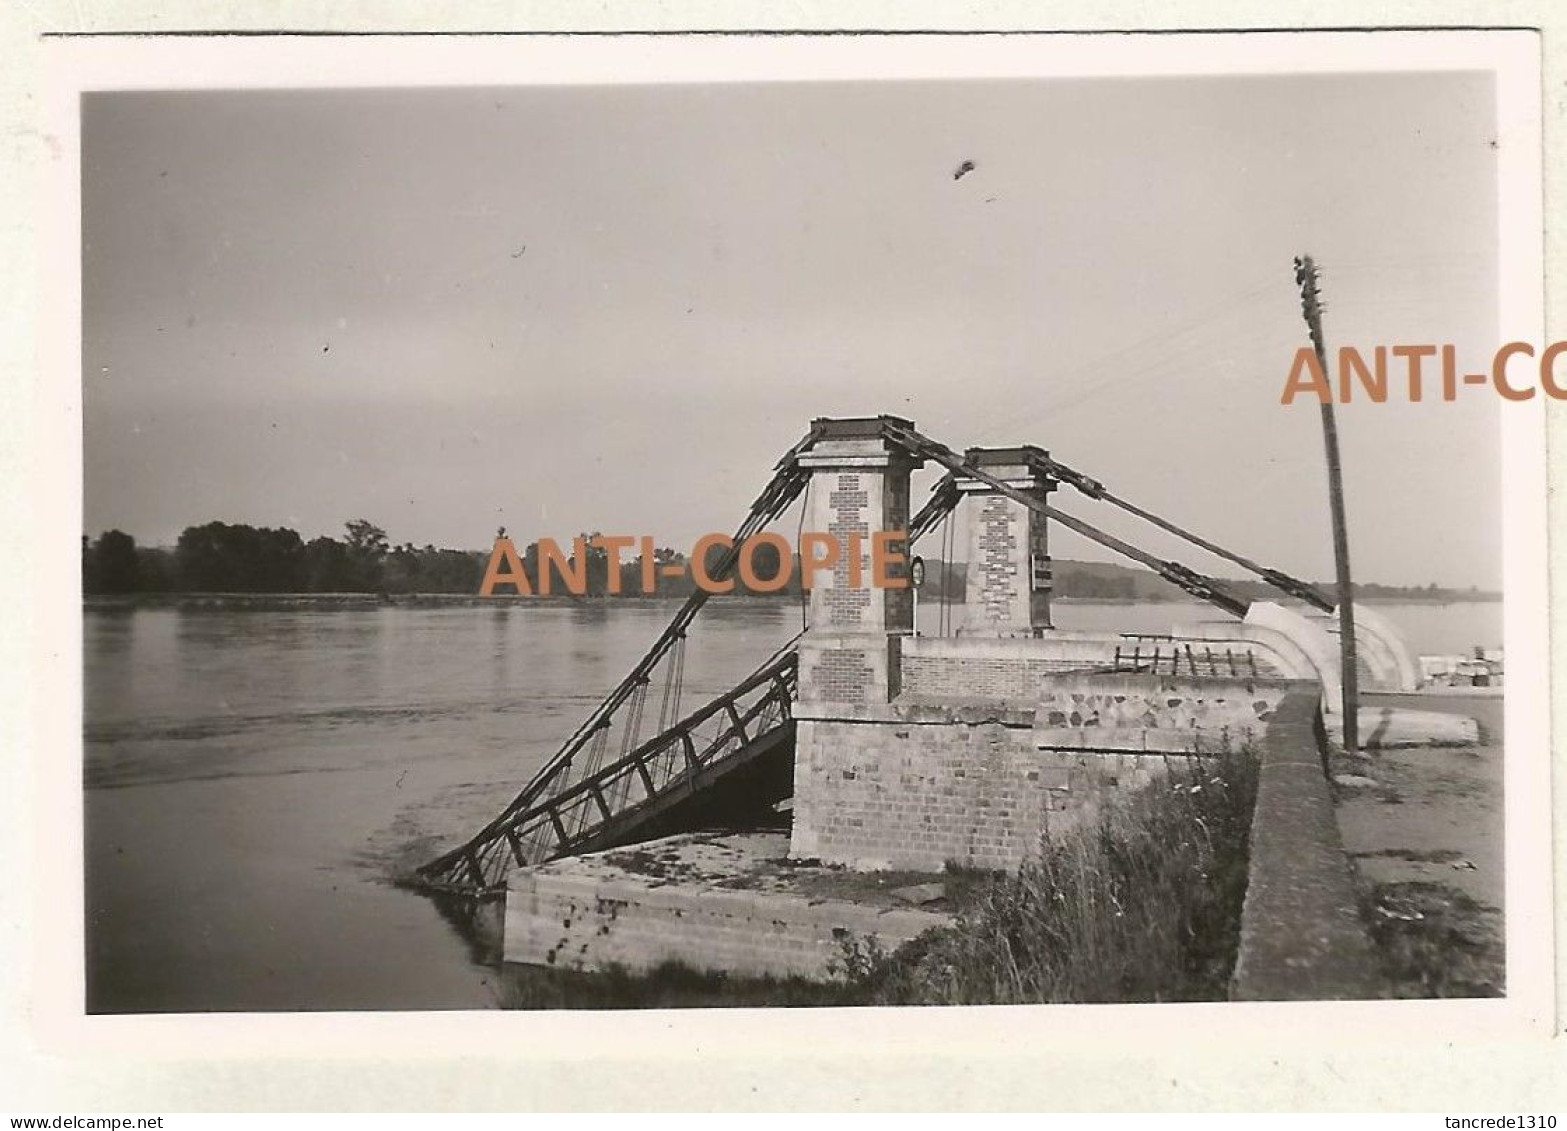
left=789, top=416, right=1323, bottom=873
left=958, top=445, right=1058, bottom=636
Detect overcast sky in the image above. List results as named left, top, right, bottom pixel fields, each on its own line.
left=83, top=72, right=1501, bottom=589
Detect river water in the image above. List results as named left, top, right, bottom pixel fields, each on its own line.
left=82, top=598, right=1500, bottom=1012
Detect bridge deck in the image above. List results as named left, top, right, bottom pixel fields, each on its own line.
left=414, top=650, right=797, bottom=896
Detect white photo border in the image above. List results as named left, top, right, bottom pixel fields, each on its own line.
left=32, top=28, right=1551, bottom=1064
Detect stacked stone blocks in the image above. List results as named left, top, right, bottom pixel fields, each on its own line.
left=792, top=673, right=1288, bottom=872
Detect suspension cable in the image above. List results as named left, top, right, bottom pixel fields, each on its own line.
left=879, top=420, right=1251, bottom=620
left=939, top=508, right=954, bottom=636
left=796, top=478, right=811, bottom=633
left=1045, top=458, right=1333, bottom=612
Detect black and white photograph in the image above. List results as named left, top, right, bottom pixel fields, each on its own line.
left=62, top=31, right=1547, bottom=1024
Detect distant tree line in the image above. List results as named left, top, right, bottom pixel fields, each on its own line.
left=80, top=522, right=1498, bottom=602
left=81, top=521, right=806, bottom=598
left=82, top=520, right=489, bottom=596
left=1223, top=577, right=1492, bottom=604
left=1052, top=569, right=1137, bottom=600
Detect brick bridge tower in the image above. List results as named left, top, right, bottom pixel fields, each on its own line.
left=793, top=415, right=922, bottom=708
left=958, top=445, right=1057, bottom=636
left=788, top=424, right=1311, bottom=874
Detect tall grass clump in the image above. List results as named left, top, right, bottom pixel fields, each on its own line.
left=846, top=747, right=1260, bottom=1005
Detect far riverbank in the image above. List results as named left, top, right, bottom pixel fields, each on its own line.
left=84, top=590, right=1503, bottom=613
left=83, top=591, right=796, bottom=611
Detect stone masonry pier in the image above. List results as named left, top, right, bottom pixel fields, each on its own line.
left=792, top=657, right=1296, bottom=873
left=784, top=417, right=1340, bottom=874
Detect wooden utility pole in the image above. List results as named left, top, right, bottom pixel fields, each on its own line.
left=1294, top=255, right=1359, bottom=753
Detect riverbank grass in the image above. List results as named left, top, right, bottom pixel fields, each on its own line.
left=844, top=747, right=1259, bottom=1005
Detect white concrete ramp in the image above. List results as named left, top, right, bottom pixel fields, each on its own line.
left=1180, top=601, right=1342, bottom=712
left=1306, top=604, right=1422, bottom=692
left=1326, top=704, right=1480, bottom=749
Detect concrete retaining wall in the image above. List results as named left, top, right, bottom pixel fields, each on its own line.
left=1231, top=689, right=1384, bottom=1000
left=503, top=834, right=947, bottom=980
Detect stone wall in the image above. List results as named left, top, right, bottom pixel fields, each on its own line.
left=791, top=667, right=1294, bottom=872
left=898, top=634, right=1289, bottom=705
left=1031, top=672, right=1289, bottom=751
left=503, top=833, right=947, bottom=980
left=901, top=643, right=1103, bottom=703
left=792, top=717, right=1166, bottom=871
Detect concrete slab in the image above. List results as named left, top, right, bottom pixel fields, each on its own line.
left=1325, top=704, right=1480, bottom=749
left=891, top=882, right=946, bottom=906
left=503, top=831, right=953, bottom=981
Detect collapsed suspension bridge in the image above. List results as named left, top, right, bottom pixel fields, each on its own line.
left=411, top=416, right=1337, bottom=900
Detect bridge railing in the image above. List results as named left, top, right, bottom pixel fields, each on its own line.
left=416, top=649, right=798, bottom=894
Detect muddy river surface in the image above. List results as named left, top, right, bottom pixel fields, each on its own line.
left=83, top=598, right=1500, bottom=1012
